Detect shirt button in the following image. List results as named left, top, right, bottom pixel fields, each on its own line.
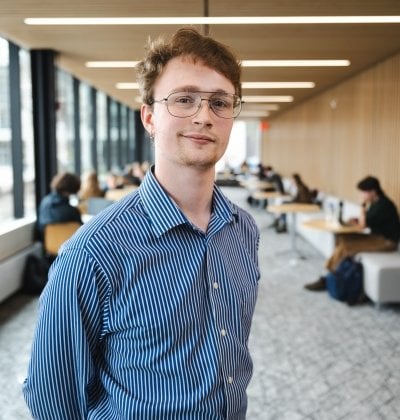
left=213, top=282, right=219, bottom=289
left=228, top=376, right=233, bottom=384
left=221, top=329, right=227, bottom=337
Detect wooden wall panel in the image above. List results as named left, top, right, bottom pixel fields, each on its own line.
left=263, top=51, right=400, bottom=209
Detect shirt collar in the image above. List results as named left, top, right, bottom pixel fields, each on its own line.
left=139, top=168, right=238, bottom=237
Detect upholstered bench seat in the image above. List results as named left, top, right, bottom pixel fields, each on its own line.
left=358, top=252, right=400, bottom=306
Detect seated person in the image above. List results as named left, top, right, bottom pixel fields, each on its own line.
left=37, top=172, right=82, bottom=240
left=79, top=171, right=105, bottom=201
left=264, top=165, right=285, bottom=194
left=104, top=172, right=124, bottom=191
left=122, top=162, right=144, bottom=186
left=305, top=176, right=400, bottom=291
left=291, top=173, right=314, bottom=204
left=264, top=166, right=287, bottom=233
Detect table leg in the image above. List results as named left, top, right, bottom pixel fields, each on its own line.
left=290, top=212, right=297, bottom=253
left=289, top=212, right=307, bottom=261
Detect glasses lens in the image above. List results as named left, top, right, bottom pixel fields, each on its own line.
left=166, top=92, right=199, bottom=117
left=209, top=93, right=241, bottom=119
left=165, top=91, right=241, bottom=119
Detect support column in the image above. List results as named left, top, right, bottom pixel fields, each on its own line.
left=30, top=49, right=57, bottom=209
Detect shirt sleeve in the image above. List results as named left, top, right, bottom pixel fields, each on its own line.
left=23, top=248, right=107, bottom=420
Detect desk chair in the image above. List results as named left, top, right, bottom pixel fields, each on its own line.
left=44, top=221, right=81, bottom=257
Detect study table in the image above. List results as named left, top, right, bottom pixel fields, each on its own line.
left=267, top=203, right=321, bottom=258
left=302, top=218, right=366, bottom=235
left=251, top=191, right=291, bottom=201
left=239, top=179, right=273, bottom=191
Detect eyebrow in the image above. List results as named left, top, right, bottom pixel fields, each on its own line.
left=169, top=87, right=234, bottom=95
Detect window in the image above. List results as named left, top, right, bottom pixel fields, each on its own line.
left=0, top=37, right=13, bottom=221
left=109, top=99, right=119, bottom=172
left=79, top=81, right=92, bottom=174
left=56, top=69, right=75, bottom=172
left=96, top=91, right=108, bottom=178
left=20, top=48, right=35, bottom=216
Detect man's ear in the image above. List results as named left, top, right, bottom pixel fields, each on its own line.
left=141, top=104, right=154, bottom=138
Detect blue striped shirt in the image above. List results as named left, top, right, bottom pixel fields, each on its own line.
left=23, top=169, right=260, bottom=419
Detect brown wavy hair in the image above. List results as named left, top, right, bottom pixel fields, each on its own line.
left=136, top=27, right=242, bottom=105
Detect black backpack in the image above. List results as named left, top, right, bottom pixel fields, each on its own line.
left=325, top=256, right=365, bottom=305
left=22, top=254, right=53, bottom=295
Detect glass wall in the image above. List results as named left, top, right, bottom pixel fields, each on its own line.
left=109, top=100, right=119, bottom=172
left=96, top=91, right=108, bottom=179
left=0, top=37, right=13, bottom=221
left=0, top=36, right=154, bottom=230
left=19, top=48, right=35, bottom=217
left=56, top=69, right=75, bottom=172
left=79, top=81, right=92, bottom=175
left=120, top=105, right=128, bottom=170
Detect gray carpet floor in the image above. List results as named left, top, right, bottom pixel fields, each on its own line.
left=1, top=186, right=399, bottom=419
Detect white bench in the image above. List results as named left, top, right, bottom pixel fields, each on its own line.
left=358, top=251, right=400, bottom=307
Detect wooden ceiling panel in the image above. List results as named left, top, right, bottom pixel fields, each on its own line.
left=0, top=0, right=400, bottom=118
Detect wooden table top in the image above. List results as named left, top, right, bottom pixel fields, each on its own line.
left=302, top=218, right=366, bottom=234
left=239, top=179, right=273, bottom=190
left=267, top=203, right=321, bottom=214
left=252, top=191, right=291, bottom=200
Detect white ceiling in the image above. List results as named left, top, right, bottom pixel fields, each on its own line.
left=1, top=0, right=400, bottom=119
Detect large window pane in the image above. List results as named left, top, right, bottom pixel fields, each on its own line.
left=110, top=100, right=119, bottom=172
left=96, top=91, right=108, bottom=178
left=120, top=105, right=128, bottom=168
left=0, top=37, right=13, bottom=221
left=20, top=48, right=35, bottom=216
left=56, top=69, right=75, bottom=172
left=79, top=82, right=92, bottom=174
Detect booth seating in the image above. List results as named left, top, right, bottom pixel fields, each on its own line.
left=358, top=251, right=400, bottom=307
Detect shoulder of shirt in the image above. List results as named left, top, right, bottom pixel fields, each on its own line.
left=62, top=189, right=145, bottom=253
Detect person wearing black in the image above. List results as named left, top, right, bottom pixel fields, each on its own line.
left=263, top=166, right=287, bottom=232
left=305, top=176, right=400, bottom=291
left=37, top=172, right=82, bottom=239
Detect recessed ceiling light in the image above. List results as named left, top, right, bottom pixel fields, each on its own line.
left=116, top=82, right=139, bottom=89
left=243, top=104, right=280, bottom=111
left=239, top=111, right=271, bottom=118
left=117, top=82, right=313, bottom=90
left=242, top=82, right=315, bottom=88
left=242, top=60, right=350, bottom=67
left=243, top=96, right=293, bottom=103
left=25, top=16, right=400, bottom=25
left=86, top=60, right=349, bottom=68
left=86, top=61, right=139, bottom=68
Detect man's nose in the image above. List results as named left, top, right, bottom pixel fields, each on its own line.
left=193, top=99, right=213, bottom=120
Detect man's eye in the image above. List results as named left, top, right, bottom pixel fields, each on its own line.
left=174, top=95, right=196, bottom=105
left=211, top=98, right=230, bottom=109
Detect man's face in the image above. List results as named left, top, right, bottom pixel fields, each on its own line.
left=141, top=56, right=236, bottom=171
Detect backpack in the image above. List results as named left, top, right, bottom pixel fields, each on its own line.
left=22, top=254, right=52, bottom=295
left=325, top=256, right=365, bottom=305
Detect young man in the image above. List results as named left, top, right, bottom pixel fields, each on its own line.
left=23, top=28, right=260, bottom=419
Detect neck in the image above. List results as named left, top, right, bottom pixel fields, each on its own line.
left=154, top=163, right=216, bottom=232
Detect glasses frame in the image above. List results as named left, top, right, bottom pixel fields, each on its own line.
left=152, top=91, right=243, bottom=119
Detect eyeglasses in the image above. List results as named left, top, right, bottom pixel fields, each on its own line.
left=152, top=91, right=242, bottom=119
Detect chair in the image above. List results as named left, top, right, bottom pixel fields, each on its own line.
left=44, top=221, right=81, bottom=257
